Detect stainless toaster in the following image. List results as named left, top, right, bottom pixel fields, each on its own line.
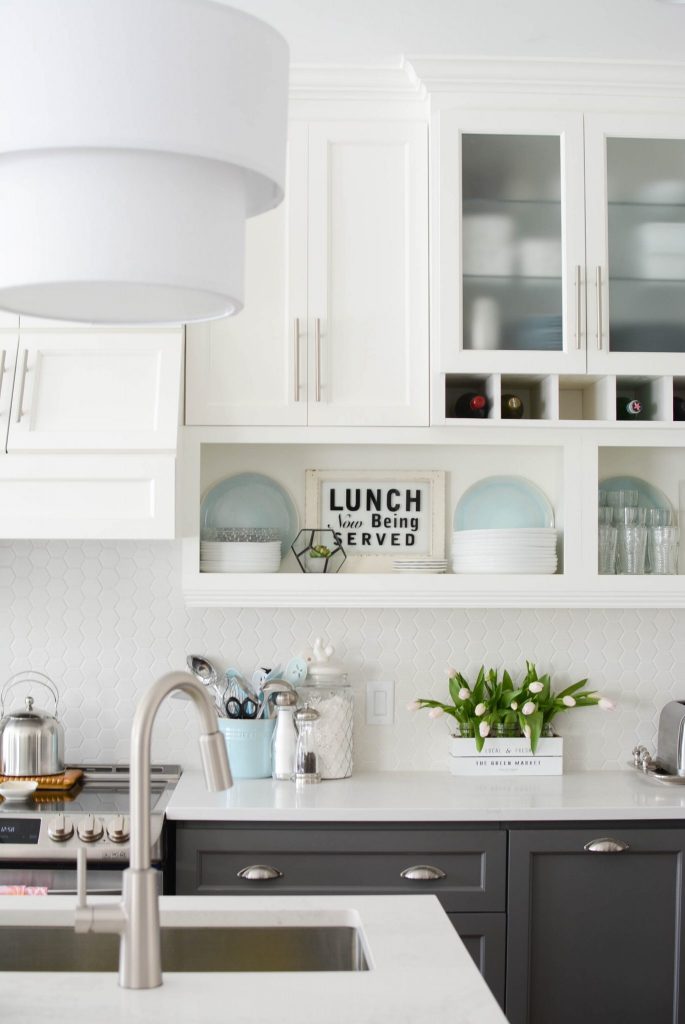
left=656, top=700, right=685, bottom=777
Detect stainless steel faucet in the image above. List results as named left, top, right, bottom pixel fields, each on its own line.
left=74, top=670, right=232, bottom=989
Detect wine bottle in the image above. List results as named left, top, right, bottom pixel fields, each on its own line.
left=674, top=396, right=685, bottom=421
left=454, top=392, right=489, bottom=418
left=501, top=394, right=524, bottom=419
left=616, top=396, right=643, bottom=420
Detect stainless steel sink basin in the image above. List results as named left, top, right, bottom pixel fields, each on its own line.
left=0, top=925, right=369, bottom=973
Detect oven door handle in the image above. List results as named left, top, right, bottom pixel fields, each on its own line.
left=47, top=887, right=123, bottom=896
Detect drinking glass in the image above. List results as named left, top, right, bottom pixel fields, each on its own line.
left=645, top=508, right=674, bottom=527
left=616, top=524, right=648, bottom=574
left=648, top=525, right=679, bottom=575
left=598, top=507, right=614, bottom=525
left=605, top=489, right=639, bottom=509
left=598, top=525, right=618, bottom=575
left=616, top=506, right=647, bottom=526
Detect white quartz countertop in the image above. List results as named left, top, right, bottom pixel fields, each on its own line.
left=0, top=894, right=505, bottom=1024
left=166, top=769, right=685, bottom=822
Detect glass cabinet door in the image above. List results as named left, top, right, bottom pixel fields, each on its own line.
left=435, top=111, right=586, bottom=375
left=586, top=113, right=685, bottom=374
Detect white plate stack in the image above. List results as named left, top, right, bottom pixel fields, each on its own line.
left=200, top=540, right=282, bottom=574
left=391, top=558, right=448, bottom=574
left=452, top=529, right=558, bottom=575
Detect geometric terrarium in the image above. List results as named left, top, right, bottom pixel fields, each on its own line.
left=291, top=528, right=347, bottom=574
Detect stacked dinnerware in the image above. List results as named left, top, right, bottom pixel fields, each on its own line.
left=452, top=528, right=557, bottom=575
left=391, top=558, right=448, bottom=574
left=200, top=527, right=282, bottom=573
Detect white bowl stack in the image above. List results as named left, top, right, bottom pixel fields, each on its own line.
left=200, top=540, right=282, bottom=574
left=452, top=528, right=557, bottom=574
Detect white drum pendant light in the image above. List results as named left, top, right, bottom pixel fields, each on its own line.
left=0, top=0, right=288, bottom=324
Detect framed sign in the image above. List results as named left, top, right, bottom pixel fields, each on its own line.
left=305, top=470, right=445, bottom=570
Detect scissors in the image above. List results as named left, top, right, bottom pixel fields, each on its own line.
left=225, top=695, right=258, bottom=720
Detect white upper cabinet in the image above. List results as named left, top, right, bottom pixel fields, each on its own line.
left=433, top=110, right=587, bottom=384
left=185, top=124, right=309, bottom=426
left=306, top=120, right=429, bottom=427
left=185, top=118, right=429, bottom=428
left=585, top=112, right=685, bottom=375
left=6, top=330, right=182, bottom=452
left=0, top=312, right=19, bottom=329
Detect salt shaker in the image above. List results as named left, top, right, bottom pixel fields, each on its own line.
left=294, top=705, right=321, bottom=784
left=271, top=690, right=299, bottom=781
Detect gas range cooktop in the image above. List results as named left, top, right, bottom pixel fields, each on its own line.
left=0, top=763, right=181, bottom=863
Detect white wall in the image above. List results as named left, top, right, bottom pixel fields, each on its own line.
left=0, top=539, right=680, bottom=773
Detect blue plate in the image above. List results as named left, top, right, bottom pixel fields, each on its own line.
left=454, top=476, right=555, bottom=531
left=599, top=475, right=672, bottom=512
left=201, top=473, right=299, bottom=557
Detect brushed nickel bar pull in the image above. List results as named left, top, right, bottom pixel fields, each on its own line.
left=584, top=838, right=630, bottom=853
left=293, top=317, right=300, bottom=402
left=0, top=349, right=5, bottom=404
left=575, top=264, right=582, bottom=350
left=400, top=864, right=447, bottom=880
left=314, top=317, right=321, bottom=402
left=14, top=348, right=28, bottom=423
left=596, top=265, right=603, bottom=351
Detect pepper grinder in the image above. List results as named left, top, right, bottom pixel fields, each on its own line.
left=294, top=704, right=321, bottom=784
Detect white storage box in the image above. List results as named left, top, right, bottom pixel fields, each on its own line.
left=448, top=735, right=563, bottom=776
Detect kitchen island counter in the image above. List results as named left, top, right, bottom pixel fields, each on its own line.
left=0, top=893, right=505, bottom=1024
left=167, top=768, right=685, bottom=822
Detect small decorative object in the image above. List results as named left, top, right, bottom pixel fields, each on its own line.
left=409, top=662, right=615, bottom=777
left=305, top=469, right=445, bottom=571
left=292, top=529, right=346, bottom=574
left=297, top=637, right=354, bottom=779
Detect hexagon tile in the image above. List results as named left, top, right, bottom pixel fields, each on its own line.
left=0, top=540, right=683, bottom=773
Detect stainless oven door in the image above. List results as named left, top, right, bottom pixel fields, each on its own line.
left=0, top=866, right=125, bottom=895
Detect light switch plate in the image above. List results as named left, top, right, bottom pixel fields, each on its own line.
left=366, top=680, right=395, bottom=725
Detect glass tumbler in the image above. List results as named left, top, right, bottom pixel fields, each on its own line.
left=616, top=524, right=648, bottom=575
left=645, top=508, right=674, bottom=527
left=598, top=507, right=614, bottom=525
left=598, top=525, right=618, bottom=575
left=605, top=489, right=639, bottom=509
left=616, top=507, right=647, bottom=526
left=648, top=525, right=679, bottom=575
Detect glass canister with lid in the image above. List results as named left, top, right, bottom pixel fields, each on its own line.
left=297, top=638, right=354, bottom=779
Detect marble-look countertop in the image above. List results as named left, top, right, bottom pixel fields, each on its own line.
left=166, top=769, right=685, bottom=822
left=0, top=894, right=505, bottom=1024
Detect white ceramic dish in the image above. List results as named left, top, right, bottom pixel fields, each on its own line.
left=0, top=780, right=38, bottom=801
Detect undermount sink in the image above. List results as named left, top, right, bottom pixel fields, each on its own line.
left=0, top=925, right=369, bottom=973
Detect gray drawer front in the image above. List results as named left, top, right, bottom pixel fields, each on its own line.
left=175, top=826, right=506, bottom=912
left=448, top=912, right=506, bottom=1009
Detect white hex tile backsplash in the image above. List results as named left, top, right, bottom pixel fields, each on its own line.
left=0, top=539, right=681, bottom=772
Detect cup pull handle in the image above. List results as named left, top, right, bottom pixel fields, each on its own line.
left=584, top=838, right=630, bottom=853
left=237, top=864, right=284, bottom=881
left=400, top=864, right=447, bottom=880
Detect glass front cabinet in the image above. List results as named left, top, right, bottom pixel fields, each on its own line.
left=433, top=108, right=685, bottom=422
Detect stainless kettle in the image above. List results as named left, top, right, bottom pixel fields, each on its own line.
left=0, top=673, right=65, bottom=776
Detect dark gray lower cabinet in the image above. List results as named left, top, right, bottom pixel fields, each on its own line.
left=174, top=823, right=507, bottom=1008
left=506, top=827, right=685, bottom=1024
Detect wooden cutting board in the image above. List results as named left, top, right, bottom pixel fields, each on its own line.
left=0, top=768, right=83, bottom=791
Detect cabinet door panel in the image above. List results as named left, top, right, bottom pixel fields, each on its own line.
left=507, top=828, right=685, bottom=1024
left=307, top=121, right=429, bottom=426
left=434, top=109, right=586, bottom=384
left=448, top=913, right=505, bottom=1009
left=7, top=331, right=182, bottom=451
left=185, top=125, right=308, bottom=426
left=0, top=334, right=18, bottom=454
left=586, top=111, right=685, bottom=375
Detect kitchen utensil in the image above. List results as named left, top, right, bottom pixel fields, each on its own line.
left=0, top=780, right=38, bottom=801
left=454, top=476, right=555, bottom=531
left=293, top=705, right=322, bottom=785
left=200, top=472, right=299, bottom=558
left=186, top=656, right=226, bottom=715
left=283, top=657, right=308, bottom=686
left=225, top=696, right=259, bottom=720
left=0, top=673, right=65, bottom=777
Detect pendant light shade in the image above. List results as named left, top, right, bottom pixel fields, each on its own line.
left=0, top=0, right=289, bottom=324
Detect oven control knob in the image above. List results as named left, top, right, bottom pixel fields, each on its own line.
left=106, top=815, right=129, bottom=844
left=77, top=815, right=104, bottom=843
left=47, top=813, right=74, bottom=842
